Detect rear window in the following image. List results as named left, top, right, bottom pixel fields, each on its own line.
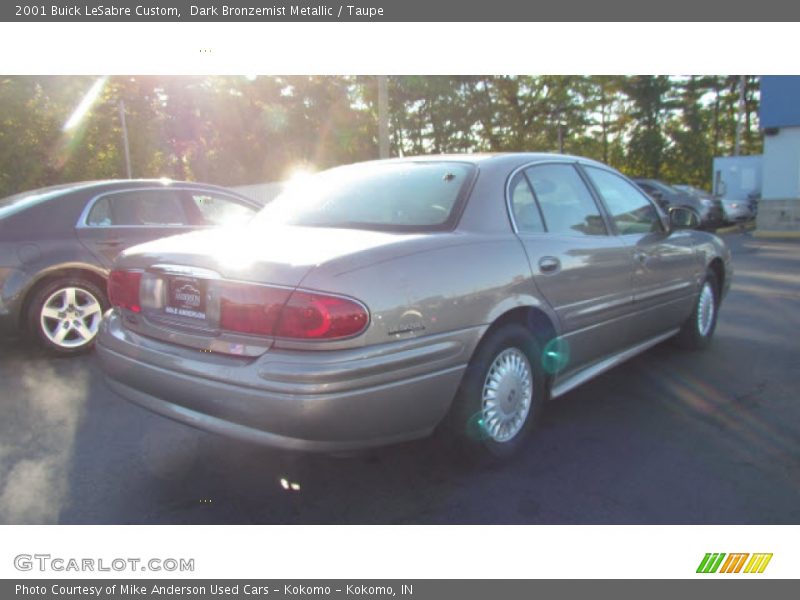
left=86, top=190, right=189, bottom=226
left=252, top=161, right=476, bottom=232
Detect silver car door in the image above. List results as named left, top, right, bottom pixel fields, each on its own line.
left=509, top=163, right=635, bottom=377
left=582, top=166, right=700, bottom=343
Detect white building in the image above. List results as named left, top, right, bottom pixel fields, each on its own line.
left=756, top=76, right=800, bottom=236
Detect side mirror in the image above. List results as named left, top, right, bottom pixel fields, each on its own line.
left=669, top=206, right=700, bottom=231
left=647, top=190, right=669, bottom=211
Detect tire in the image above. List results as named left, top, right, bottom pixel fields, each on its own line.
left=27, top=277, right=108, bottom=356
left=682, top=206, right=709, bottom=231
left=675, top=270, right=719, bottom=350
left=444, top=323, right=546, bottom=460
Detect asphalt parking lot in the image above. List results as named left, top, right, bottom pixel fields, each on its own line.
left=1, top=231, right=798, bottom=524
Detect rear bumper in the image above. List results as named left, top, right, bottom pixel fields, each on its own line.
left=97, top=311, right=478, bottom=452
left=723, top=205, right=755, bottom=222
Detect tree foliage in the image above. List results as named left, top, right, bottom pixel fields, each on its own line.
left=0, top=75, right=761, bottom=197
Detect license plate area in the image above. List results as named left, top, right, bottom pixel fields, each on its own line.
left=165, top=276, right=207, bottom=320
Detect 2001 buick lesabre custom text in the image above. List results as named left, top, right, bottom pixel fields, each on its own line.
left=97, top=154, right=731, bottom=458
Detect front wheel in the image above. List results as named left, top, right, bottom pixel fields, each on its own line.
left=675, top=270, right=719, bottom=350
left=27, top=278, right=107, bottom=355
left=445, top=323, right=546, bottom=460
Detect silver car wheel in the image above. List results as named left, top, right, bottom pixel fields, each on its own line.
left=481, top=347, right=533, bottom=443
left=696, top=282, right=715, bottom=337
left=39, top=286, right=103, bottom=349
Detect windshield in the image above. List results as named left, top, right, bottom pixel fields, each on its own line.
left=252, top=161, right=476, bottom=232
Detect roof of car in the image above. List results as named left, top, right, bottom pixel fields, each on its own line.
left=3, top=179, right=247, bottom=199
left=347, top=152, right=612, bottom=171
left=2, top=178, right=258, bottom=208
left=0, top=179, right=257, bottom=219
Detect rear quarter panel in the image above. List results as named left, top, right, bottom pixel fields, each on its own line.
left=296, top=232, right=555, bottom=354
left=691, top=231, right=733, bottom=298
left=0, top=191, right=105, bottom=329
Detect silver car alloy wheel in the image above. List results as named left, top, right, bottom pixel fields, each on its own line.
left=39, top=286, right=103, bottom=348
left=696, top=282, right=715, bottom=337
left=481, top=347, right=534, bottom=443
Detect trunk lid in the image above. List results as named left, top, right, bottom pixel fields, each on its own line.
left=115, top=224, right=421, bottom=286
left=111, top=225, right=425, bottom=355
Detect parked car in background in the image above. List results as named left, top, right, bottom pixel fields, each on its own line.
left=0, top=180, right=259, bottom=354
left=673, top=184, right=711, bottom=198
left=675, top=183, right=757, bottom=225
left=719, top=198, right=756, bottom=224
left=97, top=154, right=732, bottom=459
left=633, top=178, right=725, bottom=230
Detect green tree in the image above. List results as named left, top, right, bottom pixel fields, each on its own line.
left=0, top=74, right=765, bottom=199
left=620, top=75, right=672, bottom=178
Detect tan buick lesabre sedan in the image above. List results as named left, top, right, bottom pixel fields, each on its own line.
left=97, top=154, right=732, bottom=458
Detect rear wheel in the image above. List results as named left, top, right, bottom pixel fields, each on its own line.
left=27, top=277, right=107, bottom=355
left=445, top=324, right=546, bottom=460
left=675, top=270, right=719, bottom=350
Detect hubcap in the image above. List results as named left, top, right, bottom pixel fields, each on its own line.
left=481, top=347, right=533, bottom=443
left=40, top=287, right=103, bottom=348
left=696, top=282, right=715, bottom=337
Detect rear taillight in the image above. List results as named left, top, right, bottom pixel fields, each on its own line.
left=219, top=282, right=291, bottom=336
left=108, top=270, right=142, bottom=313
left=218, top=283, right=369, bottom=340
left=275, top=291, right=369, bottom=340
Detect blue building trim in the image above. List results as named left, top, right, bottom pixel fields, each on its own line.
left=760, top=76, right=800, bottom=129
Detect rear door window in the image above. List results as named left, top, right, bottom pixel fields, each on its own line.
left=87, top=190, right=189, bottom=227
left=509, top=172, right=545, bottom=233
left=523, top=164, right=608, bottom=236
left=189, top=193, right=255, bottom=226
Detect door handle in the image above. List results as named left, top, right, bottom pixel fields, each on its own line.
left=96, top=239, right=123, bottom=247
left=634, top=250, right=648, bottom=263
left=538, top=256, right=561, bottom=274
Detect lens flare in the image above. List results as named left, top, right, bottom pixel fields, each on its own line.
left=287, top=166, right=315, bottom=185
left=638, top=360, right=800, bottom=493
left=50, top=77, right=109, bottom=171
left=63, top=77, right=108, bottom=131
left=465, top=412, right=490, bottom=441
left=279, top=477, right=301, bottom=492
left=542, top=337, right=570, bottom=374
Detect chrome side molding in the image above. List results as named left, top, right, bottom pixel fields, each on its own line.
left=551, top=329, right=679, bottom=399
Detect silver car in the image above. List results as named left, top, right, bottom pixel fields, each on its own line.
left=97, top=154, right=732, bottom=458
left=720, top=198, right=756, bottom=223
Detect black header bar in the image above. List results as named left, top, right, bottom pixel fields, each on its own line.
left=2, top=0, right=798, bottom=21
